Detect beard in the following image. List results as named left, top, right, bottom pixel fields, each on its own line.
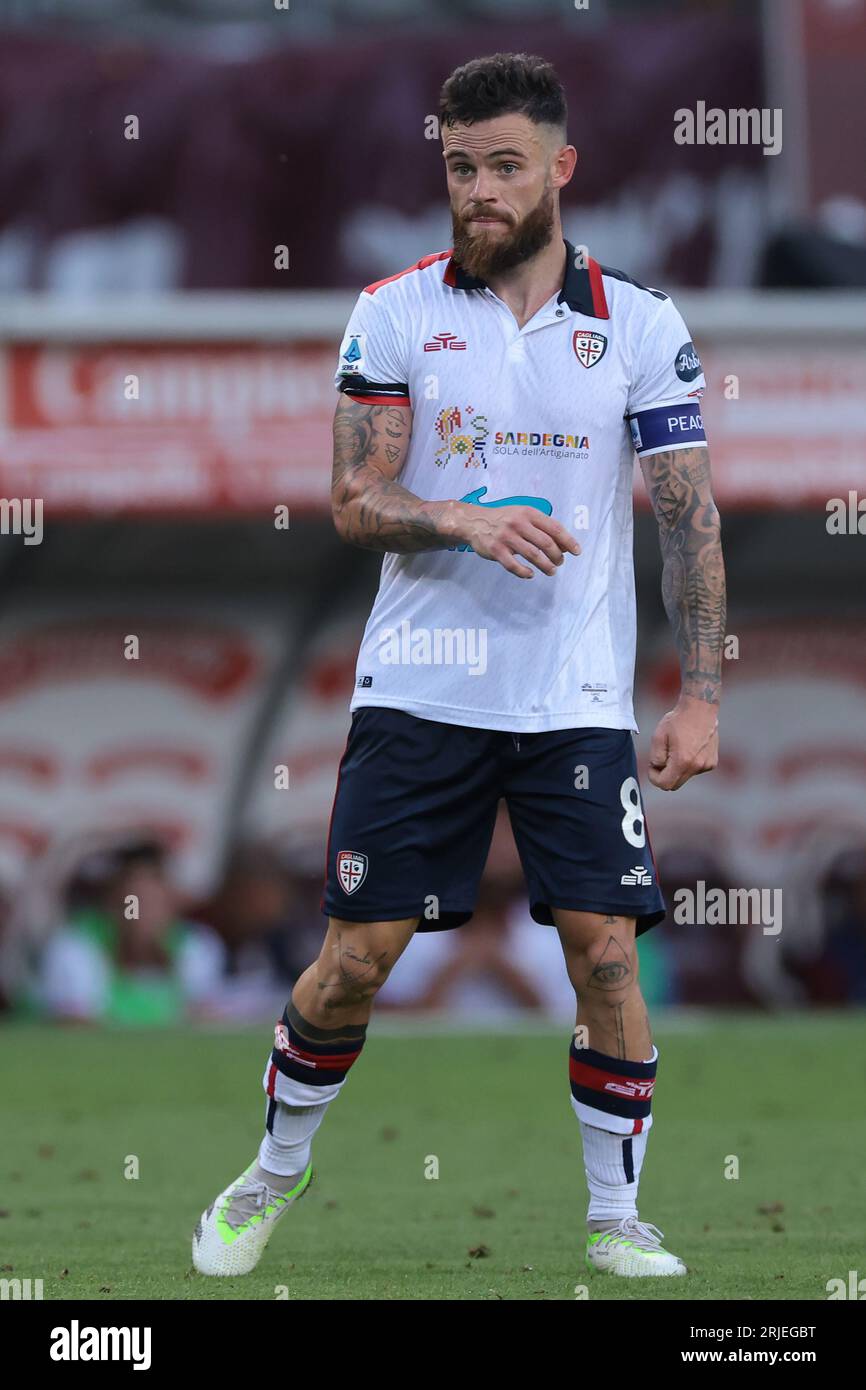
left=451, top=184, right=556, bottom=281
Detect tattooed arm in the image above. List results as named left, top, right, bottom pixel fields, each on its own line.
left=640, top=444, right=726, bottom=790
left=331, top=394, right=579, bottom=575
left=331, top=396, right=464, bottom=552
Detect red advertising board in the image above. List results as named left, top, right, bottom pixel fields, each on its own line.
left=1, top=340, right=865, bottom=513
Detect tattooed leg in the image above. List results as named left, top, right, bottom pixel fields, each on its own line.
left=554, top=912, right=669, bottom=1250
left=291, top=916, right=418, bottom=1028
left=553, top=911, right=652, bottom=1061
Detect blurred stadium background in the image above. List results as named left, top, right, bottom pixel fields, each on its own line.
left=1, top=0, right=866, bottom=1031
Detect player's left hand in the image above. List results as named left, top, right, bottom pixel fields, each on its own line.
left=648, top=695, right=719, bottom=791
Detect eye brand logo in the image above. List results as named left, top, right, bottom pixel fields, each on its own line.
left=572, top=330, right=607, bottom=368
left=675, top=341, right=702, bottom=382
left=604, top=1077, right=655, bottom=1100
left=424, top=331, right=467, bottom=351
left=433, top=404, right=489, bottom=469
left=621, top=864, right=653, bottom=886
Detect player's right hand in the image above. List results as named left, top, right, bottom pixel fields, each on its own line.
left=463, top=505, right=581, bottom=579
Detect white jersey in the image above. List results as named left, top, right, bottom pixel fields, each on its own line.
left=334, top=239, right=707, bottom=733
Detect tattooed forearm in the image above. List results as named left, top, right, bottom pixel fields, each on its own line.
left=641, top=445, right=727, bottom=704
left=332, top=396, right=463, bottom=552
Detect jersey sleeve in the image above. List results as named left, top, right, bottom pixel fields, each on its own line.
left=334, top=288, right=411, bottom=407
left=625, top=295, right=707, bottom=457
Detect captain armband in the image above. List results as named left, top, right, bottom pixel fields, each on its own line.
left=627, top=400, right=707, bottom=457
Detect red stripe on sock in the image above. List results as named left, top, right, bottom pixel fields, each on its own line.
left=569, top=1056, right=655, bottom=1100
left=284, top=1043, right=363, bottom=1068
left=266, top=1062, right=277, bottom=1098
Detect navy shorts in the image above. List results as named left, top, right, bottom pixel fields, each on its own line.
left=321, top=707, right=665, bottom=935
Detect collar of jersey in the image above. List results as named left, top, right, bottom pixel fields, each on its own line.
left=443, top=238, right=610, bottom=320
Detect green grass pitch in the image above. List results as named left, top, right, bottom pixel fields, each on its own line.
left=2, top=1015, right=863, bottom=1300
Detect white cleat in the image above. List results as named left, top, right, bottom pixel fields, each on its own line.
left=192, top=1162, right=313, bottom=1277
left=585, top=1215, right=687, bottom=1277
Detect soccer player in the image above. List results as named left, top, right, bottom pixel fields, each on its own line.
left=193, top=52, right=726, bottom=1281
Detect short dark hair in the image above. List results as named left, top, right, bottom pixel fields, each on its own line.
left=439, top=53, right=567, bottom=135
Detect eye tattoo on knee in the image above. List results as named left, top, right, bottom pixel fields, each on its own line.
left=586, top=935, right=633, bottom=992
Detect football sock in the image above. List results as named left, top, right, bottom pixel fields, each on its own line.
left=568, top=1038, right=658, bottom=1224
left=258, top=1002, right=367, bottom=1179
